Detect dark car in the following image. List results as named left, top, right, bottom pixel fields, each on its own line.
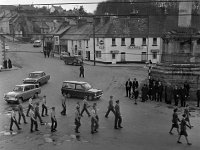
left=63, top=56, right=83, bottom=66
left=60, top=51, right=70, bottom=60
left=23, top=71, right=50, bottom=86
left=61, top=81, right=103, bottom=101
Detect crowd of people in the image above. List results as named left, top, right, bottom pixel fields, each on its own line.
left=2, top=58, right=12, bottom=69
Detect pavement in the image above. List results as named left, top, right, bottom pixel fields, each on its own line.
left=0, top=66, right=18, bottom=72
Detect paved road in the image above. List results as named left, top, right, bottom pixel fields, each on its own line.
left=0, top=42, right=200, bottom=150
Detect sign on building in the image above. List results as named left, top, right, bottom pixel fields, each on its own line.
left=54, top=36, right=60, bottom=45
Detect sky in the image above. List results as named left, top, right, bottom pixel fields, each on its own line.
left=0, top=0, right=106, bottom=13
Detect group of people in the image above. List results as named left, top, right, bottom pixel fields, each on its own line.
left=9, top=95, right=57, bottom=133
left=169, top=105, right=193, bottom=145
left=3, top=58, right=12, bottom=69
left=125, top=78, right=139, bottom=104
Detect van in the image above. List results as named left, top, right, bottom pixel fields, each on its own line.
left=63, top=56, right=83, bottom=66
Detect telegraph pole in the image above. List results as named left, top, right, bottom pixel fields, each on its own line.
left=93, top=16, right=96, bottom=66
left=1, top=35, right=6, bottom=62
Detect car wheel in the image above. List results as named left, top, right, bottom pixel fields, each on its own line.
left=66, top=93, right=71, bottom=98
left=34, top=93, right=38, bottom=99
left=88, top=95, right=93, bottom=101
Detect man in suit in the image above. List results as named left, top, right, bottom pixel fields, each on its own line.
left=125, top=78, right=132, bottom=98
left=132, top=78, right=139, bottom=94
left=114, top=100, right=123, bottom=129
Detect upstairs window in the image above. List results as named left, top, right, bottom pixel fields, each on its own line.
left=121, top=38, right=125, bottom=46
left=142, top=38, right=146, bottom=46
left=131, top=38, right=135, bottom=45
left=112, top=38, right=116, bottom=46
left=153, top=38, right=157, bottom=46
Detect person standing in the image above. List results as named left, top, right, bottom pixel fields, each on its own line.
left=91, top=103, right=99, bottom=134
left=141, top=84, right=148, bottom=102
left=30, top=106, right=39, bottom=132
left=18, top=100, right=28, bottom=124
left=41, top=95, right=48, bottom=117
left=105, top=96, right=115, bottom=118
left=8, top=58, right=12, bottom=69
left=75, top=102, right=81, bottom=133
left=125, top=78, right=132, bottom=98
left=51, top=107, right=57, bottom=132
left=177, top=114, right=192, bottom=145
left=173, top=85, right=179, bottom=106
left=80, top=96, right=90, bottom=117
left=169, top=108, right=180, bottom=135
left=152, top=81, right=157, bottom=101
left=114, top=100, right=123, bottom=129
left=10, top=108, right=21, bottom=131
left=157, top=81, right=163, bottom=102
left=132, top=78, right=139, bottom=95
left=134, top=88, right=139, bottom=105
left=26, top=97, right=33, bottom=117
left=79, top=65, right=84, bottom=78
left=3, top=59, right=7, bottom=69
left=184, top=81, right=190, bottom=100
left=196, top=88, right=200, bottom=107
left=34, top=102, right=44, bottom=125
left=61, top=95, right=67, bottom=116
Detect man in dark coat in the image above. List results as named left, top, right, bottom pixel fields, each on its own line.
left=196, top=88, right=200, bottom=107
left=173, top=85, right=179, bottom=106
left=141, top=84, right=148, bottom=102
left=132, top=78, right=139, bottom=93
left=79, top=65, right=84, bottom=78
left=114, top=100, right=123, bottom=129
left=125, top=78, right=132, bottom=98
left=8, top=59, right=12, bottom=69
left=3, top=59, right=7, bottom=69
left=180, top=86, right=187, bottom=107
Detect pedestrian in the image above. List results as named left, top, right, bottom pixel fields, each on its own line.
left=61, top=95, right=67, bottom=116
left=125, top=78, right=132, bottom=98
left=10, top=107, right=21, bottom=131
left=134, top=88, right=139, bottom=105
left=114, top=100, right=123, bottom=129
left=51, top=107, right=57, bottom=132
left=152, top=81, right=157, bottom=101
left=7, top=58, right=12, bottom=69
left=26, top=97, right=33, bottom=117
left=18, top=100, right=28, bottom=124
left=30, top=106, right=39, bottom=132
left=75, top=102, right=81, bottom=133
left=173, top=85, right=179, bottom=106
left=184, top=104, right=192, bottom=128
left=44, top=49, right=47, bottom=58
left=148, top=77, right=154, bottom=101
left=34, top=102, right=44, bottom=125
left=184, top=81, right=190, bottom=99
left=79, top=65, right=84, bottom=78
left=91, top=103, right=99, bottom=134
left=157, top=81, right=163, bottom=102
left=196, top=88, right=200, bottom=107
left=3, top=59, right=7, bottom=69
left=105, top=96, right=115, bottom=118
left=177, top=114, right=192, bottom=145
left=132, top=78, right=139, bottom=95
left=180, top=86, right=187, bottom=107
left=169, top=108, right=180, bottom=135
left=80, top=96, right=90, bottom=117
left=41, top=95, right=48, bottom=117
left=141, top=84, right=148, bottom=102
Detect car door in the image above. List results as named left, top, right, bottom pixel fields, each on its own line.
left=23, top=85, right=31, bottom=100
left=29, top=85, right=36, bottom=98
left=75, top=84, right=85, bottom=98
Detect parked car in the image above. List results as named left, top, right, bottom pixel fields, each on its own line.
left=23, top=71, right=50, bottom=86
left=60, top=51, right=70, bottom=60
left=61, top=81, right=103, bottom=101
left=33, top=40, right=42, bottom=47
left=63, top=55, right=83, bottom=66
left=4, top=84, right=41, bottom=104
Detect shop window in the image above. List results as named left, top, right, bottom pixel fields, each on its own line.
left=121, top=38, right=125, bottom=46
left=153, top=38, right=157, bottom=46
left=96, top=51, right=101, bottom=58
left=131, top=38, right=135, bottom=46
left=112, top=38, right=116, bottom=46
left=142, top=38, right=146, bottom=46
left=152, top=52, right=157, bottom=59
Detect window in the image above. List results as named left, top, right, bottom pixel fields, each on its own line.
left=121, top=38, right=125, bottom=46
left=96, top=51, right=101, bottom=58
left=86, top=40, right=89, bottom=48
left=142, top=38, right=146, bottom=45
left=79, top=41, right=82, bottom=48
left=24, top=86, right=31, bottom=91
left=76, top=84, right=84, bottom=90
left=152, top=52, right=157, bottom=59
left=96, top=38, right=99, bottom=46
left=62, top=83, right=75, bottom=89
left=112, top=53, right=116, bottom=59
left=112, top=38, right=116, bottom=46
left=153, top=38, right=157, bottom=46
left=131, top=38, right=135, bottom=45
left=29, top=85, right=35, bottom=90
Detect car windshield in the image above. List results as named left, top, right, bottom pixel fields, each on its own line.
left=29, top=73, right=41, bottom=78
left=83, top=83, right=92, bottom=90
left=13, top=86, right=23, bottom=92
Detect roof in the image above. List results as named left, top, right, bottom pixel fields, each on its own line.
left=63, top=81, right=88, bottom=84
left=30, top=71, right=44, bottom=74
left=16, top=84, right=37, bottom=87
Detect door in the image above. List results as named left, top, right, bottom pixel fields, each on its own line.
left=86, top=51, right=90, bottom=60
left=75, top=84, right=85, bottom=98
left=141, top=52, right=147, bottom=62
left=121, top=52, right=126, bottom=62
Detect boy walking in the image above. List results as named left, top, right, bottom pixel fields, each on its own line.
left=51, top=107, right=57, bottom=132
left=10, top=108, right=21, bottom=131
left=169, top=108, right=180, bottom=135
left=41, top=95, right=48, bottom=117
left=80, top=96, right=90, bottom=117
left=75, top=102, right=81, bottom=133
left=26, top=97, right=33, bottom=117
left=30, top=107, right=39, bottom=132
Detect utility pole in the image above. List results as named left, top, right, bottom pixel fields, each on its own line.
left=93, top=16, right=96, bottom=66
left=1, top=35, right=6, bottom=62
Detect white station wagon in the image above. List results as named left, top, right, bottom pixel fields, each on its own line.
left=4, top=84, right=41, bottom=104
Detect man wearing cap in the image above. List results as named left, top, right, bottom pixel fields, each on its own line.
left=26, top=97, right=33, bottom=117
left=80, top=96, right=90, bottom=117
left=114, top=100, right=123, bottom=129
left=105, top=96, right=115, bottom=118
left=10, top=107, right=21, bottom=131
left=74, top=102, right=81, bottom=133
left=41, top=95, right=48, bottom=117
left=51, top=107, right=57, bottom=132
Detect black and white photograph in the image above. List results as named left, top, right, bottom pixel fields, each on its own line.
left=0, top=0, right=200, bottom=150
